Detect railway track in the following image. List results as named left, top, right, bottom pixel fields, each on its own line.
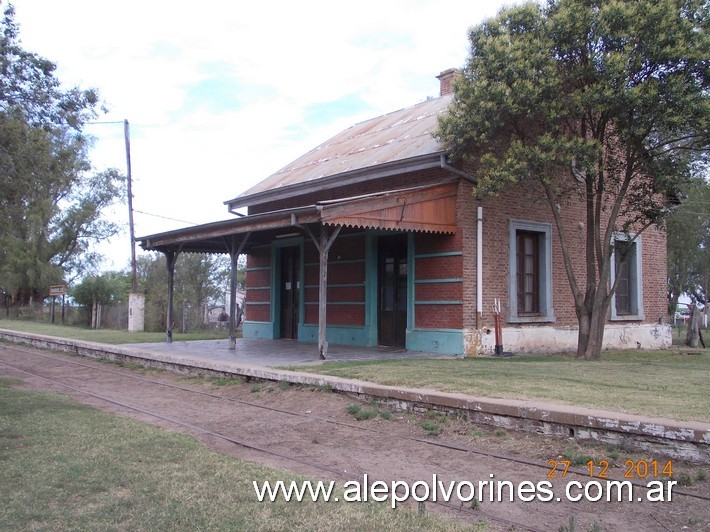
left=1, top=343, right=708, bottom=531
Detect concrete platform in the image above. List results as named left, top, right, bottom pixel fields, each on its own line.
left=122, top=337, right=445, bottom=366
left=1, top=328, right=709, bottom=463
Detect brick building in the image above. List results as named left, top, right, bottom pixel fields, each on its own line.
left=140, top=70, right=671, bottom=355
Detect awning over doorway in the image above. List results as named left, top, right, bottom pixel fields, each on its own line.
left=317, top=180, right=457, bottom=234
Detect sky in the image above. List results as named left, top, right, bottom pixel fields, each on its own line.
left=12, top=0, right=519, bottom=271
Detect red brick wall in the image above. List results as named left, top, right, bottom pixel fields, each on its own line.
left=477, top=177, right=667, bottom=329
left=414, top=229, right=464, bottom=330
left=638, top=225, right=668, bottom=324
left=414, top=253, right=462, bottom=279
left=304, top=305, right=366, bottom=326
left=303, top=233, right=367, bottom=327
left=242, top=166, right=667, bottom=337
left=245, top=247, right=271, bottom=322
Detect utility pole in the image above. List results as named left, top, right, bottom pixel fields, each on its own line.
left=88, top=119, right=144, bottom=331
left=125, top=119, right=137, bottom=293
left=124, top=119, right=144, bottom=332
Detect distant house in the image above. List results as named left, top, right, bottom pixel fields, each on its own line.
left=139, top=69, right=670, bottom=355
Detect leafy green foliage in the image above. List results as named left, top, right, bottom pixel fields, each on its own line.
left=71, top=272, right=131, bottom=325
left=175, top=253, right=231, bottom=309
left=667, top=176, right=710, bottom=311
left=436, top=0, right=709, bottom=359
left=135, top=252, right=231, bottom=332
left=420, top=419, right=442, bottom=436
left=72, top=272, right=131, bottom=306
left=0, top=3, right=124, bottom=305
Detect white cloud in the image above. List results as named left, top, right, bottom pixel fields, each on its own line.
left=12, top=0, right=517, bottom=270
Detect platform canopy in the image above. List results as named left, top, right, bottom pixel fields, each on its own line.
left=137, top=180, right=458, bottom=255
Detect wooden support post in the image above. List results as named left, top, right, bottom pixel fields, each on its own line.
left=225, top=233, right=250, bottom=350
left=228, top=257, right=238, bottom=349
left=165, top=249, right=180, bottom=343
left=303, top=224, right=341, bottom=360
left=318, top=229, right=329, bottom=360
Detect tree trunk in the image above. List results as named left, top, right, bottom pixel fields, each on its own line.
left=91, top=299, right=95, bottom=328
left=585, top=310, right=606, bottom=359
left=576, top=311, right=591, bottom=358
left=576, top=295, right=610, bottom=360
left=686, top=304, right=702, bottom=348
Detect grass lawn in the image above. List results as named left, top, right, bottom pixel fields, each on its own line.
left=288, top=350, right=710, bottom=423
left=0, top=378, right=467, bottom=531
left=0, top=318, right=230, bottom=344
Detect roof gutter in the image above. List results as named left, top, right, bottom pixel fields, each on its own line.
left=440, top=154, right=476, bottom=183
left=138, top=204, right=318, bottom=248
left=225, top=153, right=446, bottom=213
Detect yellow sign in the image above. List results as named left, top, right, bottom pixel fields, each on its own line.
left=49, top=285, right=65, bottom=296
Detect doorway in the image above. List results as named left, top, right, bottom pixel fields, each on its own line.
left=378, top=234, right=408, bottom=348
left=279, top=246, right=300, bottom=339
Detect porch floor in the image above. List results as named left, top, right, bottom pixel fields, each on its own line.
left=122, top=337, right=447, bottom=367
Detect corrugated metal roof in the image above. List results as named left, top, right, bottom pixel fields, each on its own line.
left=229, top=94, right=452, bottom=204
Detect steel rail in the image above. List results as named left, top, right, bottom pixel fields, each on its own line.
left=2, top=344, right=708, bottom=505
left=0, top=354, right=540, bottom=531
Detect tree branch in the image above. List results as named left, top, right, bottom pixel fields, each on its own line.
left=543, top=180, right=583, bottom=309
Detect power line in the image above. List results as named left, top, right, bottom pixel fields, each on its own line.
left=133, top=209, right=198, bottom=226
left=671, top=210, right=710, bottom=217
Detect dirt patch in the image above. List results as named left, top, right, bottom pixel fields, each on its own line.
left=1, top=345, right=708, bottom=531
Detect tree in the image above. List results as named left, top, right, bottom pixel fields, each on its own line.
left=0, top=2, right=125, bottom=307
left=667, top=176, right=710, bottom=314
left=72, top=272, right=130, bottom=328
left=135, top=252, right=231, bottom=332
left=174, top=253, right=230, bottom=331
left=176, top=254, right=230, bottom=310
left=136, top=253, right=168, bottom=332
left=436, top=0, right=709, bottom=359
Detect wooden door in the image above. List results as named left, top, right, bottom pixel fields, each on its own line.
left=378, top=234, right=408, bottom=347
left=279, top=246, right=300, bottom=339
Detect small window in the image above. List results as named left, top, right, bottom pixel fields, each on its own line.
left=614, top=240, right=634, bottom=315
left=516, top=231, right=540, bottom=315
left=509, top=220, right=555, bottom=323
left=610, top=234, right=644, bottom=320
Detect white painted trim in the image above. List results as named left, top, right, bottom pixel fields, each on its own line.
left=610, top=233, right=645, bottom=321
left=508, top=219, right=555, bottom=323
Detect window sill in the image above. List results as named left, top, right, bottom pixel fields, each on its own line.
left=610, top=314, right=645, bottom=322
left=507, top=315, right=556, bottom=324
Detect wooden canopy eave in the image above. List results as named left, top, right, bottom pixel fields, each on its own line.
left=139, top=180, right=459, bottom=255
left=138, top=207, right=320, bottom=254
left=317, top=180, right=458, bottom=235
